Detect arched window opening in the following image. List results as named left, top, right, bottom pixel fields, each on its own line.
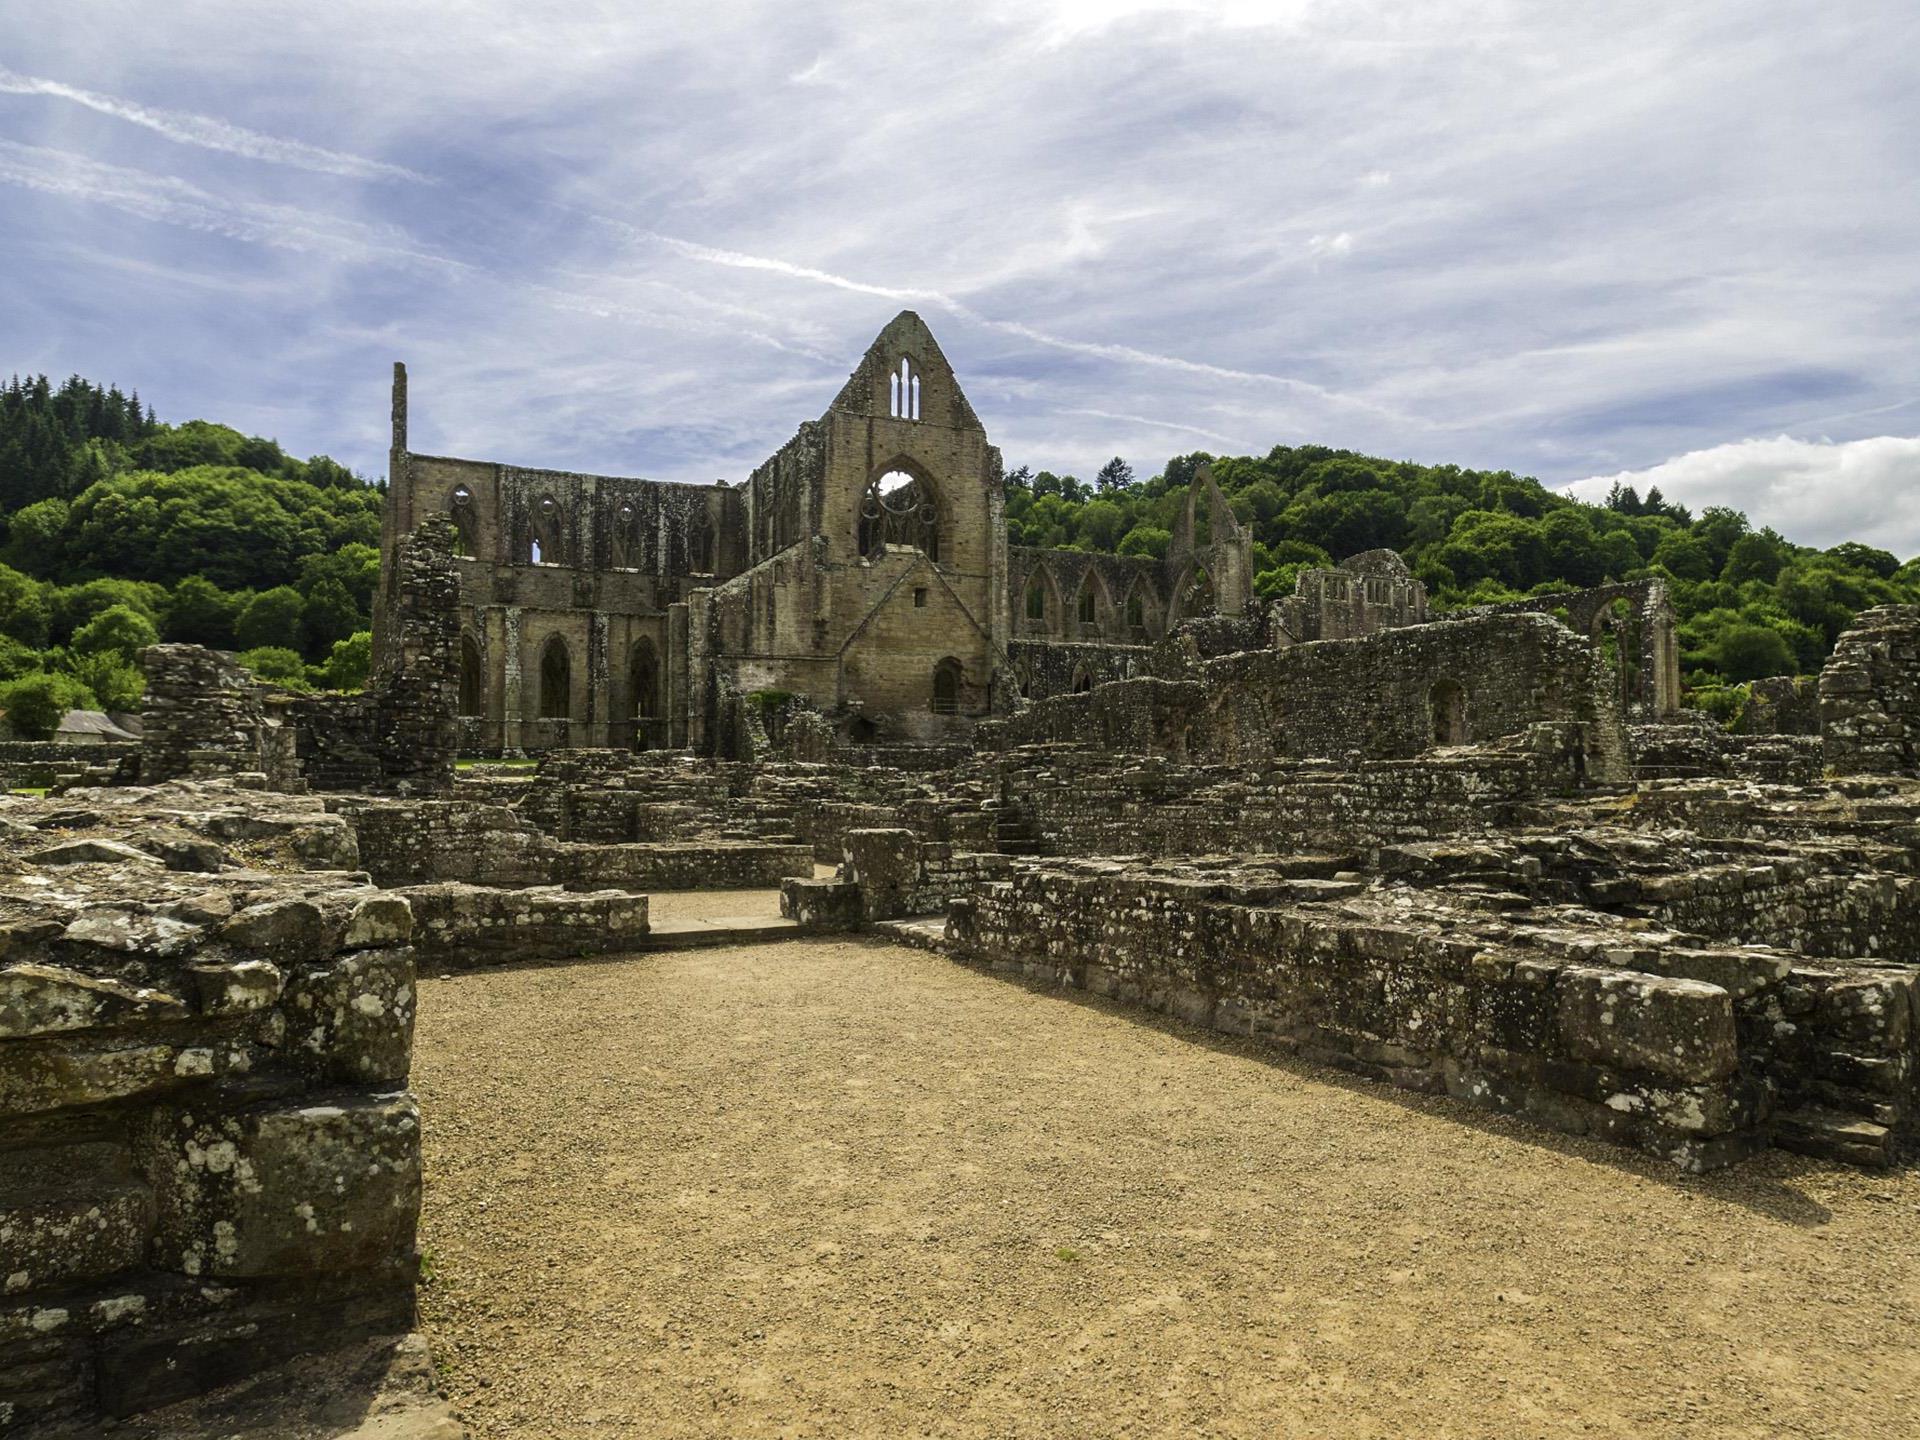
left=1430, top=678, right=1467, bottom=747
left=612, top=499, right=640, bottom=570
left=1071, top=667, right=1094, bottom=695
left=539, top=637, right=571, bottom=720
left=689, top=514, right=716, bottom=573
left=1177, top=564, right=1214, bottom=620
left=889, top=358, right=922, bottom=420
left=529, top=494, right=564, bottom=566
left=458, top=635, right=483, bottom=716
left=1025, top=574, right=1048, bottom=621
left=1126, top=586, right=1146, bottom=632
left=931, top=657, right=963, bottom=715
left=1077, top=583, right=1097, bottom=624
left=630, top=639, right=658, bottom=724
left=449, top=485, right=477, bottom=558
left=858, top=469, right=939, bottom=561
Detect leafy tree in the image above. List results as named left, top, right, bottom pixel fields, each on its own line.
left=69, top=652, right=144, bottom=710
left=1826, top=542, right=1900, bottom=580
left=0, top=671, right=93, bottom=738
left=1723, top=531, right=1787, bottom=586
left=1651, top=531, right=1714, bottom=582
left=51, top=578, right=165, bottom=644
left=2, top=498, right=69, bottom=576
left=236, top=586, right=305, bottom=652
left=71, top=603, right=159, bottom=663
left=321, top=631, right=373, bottom=691
left=1711, top=624, right=1794, bottom=682
left=0, top=565, right=50, bottom=647
left=1076, top=500, right=1127, bottom=551
left=1117, top=526, right=1171, bottom=560
left=236, top=646, right=312, bottom=690
left=1095, top=456, right=1135, bottom=493
left=164, top=576, right=241, bottom=648
left=300, top=576, right=360, bottom=654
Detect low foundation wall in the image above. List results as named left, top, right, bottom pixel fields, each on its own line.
left=396, top=884, right=650, bottom=970
left=347, top=800, right=810, bottom=891
left=943, top=863, right=1920, bottom=1171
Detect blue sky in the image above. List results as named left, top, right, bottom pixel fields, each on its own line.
left=3, top=1, right=1917, bottom=551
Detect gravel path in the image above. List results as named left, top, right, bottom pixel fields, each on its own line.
left=415, top=939, right=1920, bottom=1439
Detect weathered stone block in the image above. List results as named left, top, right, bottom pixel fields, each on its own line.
left=142, top=1093, right=420, bottom=1280
left=1555, top=968, right=1737, bottom=1084
left=0, top=964, right=186, bottom=1039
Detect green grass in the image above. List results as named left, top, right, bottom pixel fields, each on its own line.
left=8, top=787, right=48, bottom=797
left=455, top=758, right=538, bottom=772
left=1054, top=1246, right=1081, bottom=1263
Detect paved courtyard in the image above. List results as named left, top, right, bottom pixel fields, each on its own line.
left=415, top=940, right=1920, bottom=1439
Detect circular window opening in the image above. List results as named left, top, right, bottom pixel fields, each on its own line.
left=451, top=484, right=472, bottom=507
left=876, top=470, right=918, bottom=512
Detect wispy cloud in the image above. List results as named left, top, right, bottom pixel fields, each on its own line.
left=0, top=140, right=455, bottom=268
left=641, top=231, right=1395, bottom=413
left=0, top=65, right=429, bottom=184
left=1060, top=407, right=1246, bottom=447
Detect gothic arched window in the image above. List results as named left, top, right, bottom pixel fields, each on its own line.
left=858, top=469, right=939, bottom=562
left=1025, top=573, right=1048, bottom=621
left=631, top=638, right=658, bottom=720
left=529, top=494, right=564, bottom=566
left=538, top=636, right=571, bottom=719
left=449, top=485, right=477, bottom=558
left=889, top=358, right=921, bottom=420
left=458, top=634, right=483, bottom=716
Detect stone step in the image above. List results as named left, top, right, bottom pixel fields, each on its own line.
left=1773, top=1107, right=1896, bottom=1168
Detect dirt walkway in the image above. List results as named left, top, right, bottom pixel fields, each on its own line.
left=414, top=940, right=1920, bottom=1439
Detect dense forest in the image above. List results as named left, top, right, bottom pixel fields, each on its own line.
left=1, top=371, right=1912, bottom=738
left=0, top=374, right=380, bottom=736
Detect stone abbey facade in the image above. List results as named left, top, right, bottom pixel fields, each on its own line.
left=371, top=313, right=1256, bottom=754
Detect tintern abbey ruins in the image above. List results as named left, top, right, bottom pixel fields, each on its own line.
left=4, top=314, right=1920, bottom=1434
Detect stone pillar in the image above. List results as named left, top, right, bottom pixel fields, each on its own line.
left=670, top=600, right=693, bottom=750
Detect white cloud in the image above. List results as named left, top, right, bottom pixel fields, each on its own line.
left=0, top=65, right=427, bottom=183
left=1566, top=434, right=1920, bottom=557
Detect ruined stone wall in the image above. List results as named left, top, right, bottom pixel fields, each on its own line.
left=997, top=736, right=1590, bottom=858
left=1464, top=578, right=1680, bottom=716
left=0, top=742, right=138, bottom=791
left=345, top=800, right=809, bottom=892
left=143, top=527, right=458, bottom=798
left=943, top=860, right=1920, bottom=1171
left=781, top=828, right=1014, bottom=926
left=1006, top=639, right=1151, bottom=702
left=983, top=613, right=1628, bottom=782
left=1009, top=548, right=1168, bottom=646
left=138, top=646, right=275, bottom=784
left=1272, top=549, right=1428, bottom=644
left=0, top=885, right=422, bottom=1430
left=395, top=883, right=649, bottom=972
left=1821, top=605, right=1920, bottom=776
